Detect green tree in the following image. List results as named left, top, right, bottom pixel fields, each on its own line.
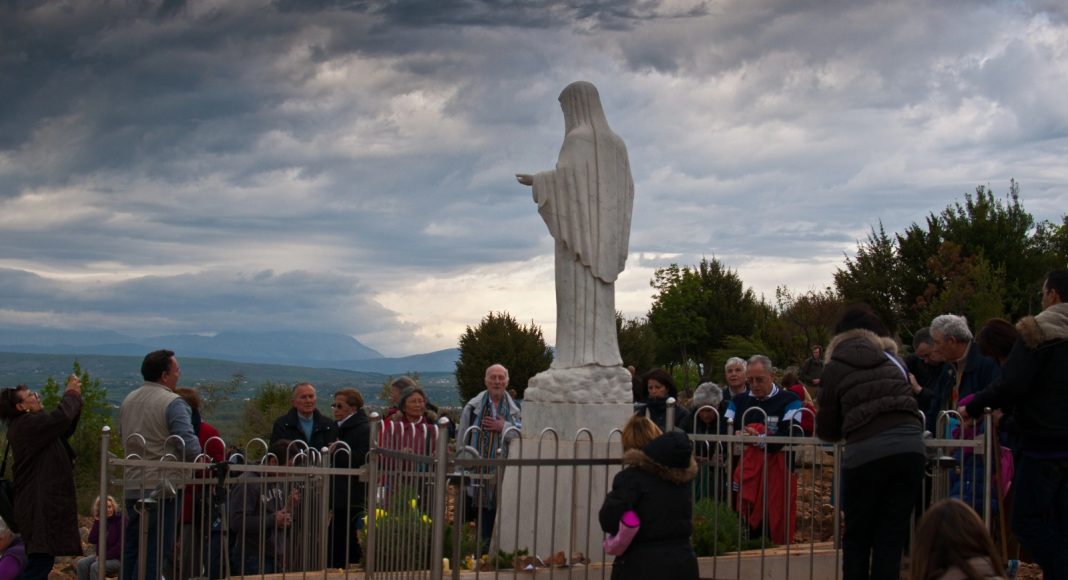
left=616, top=312, right=658, bottom=375
left=648, top=258, right=759, bottom=387
left=237, top=381, right=292, bottom=446
left=454, top=312, right=553, bottom=403
left=773, top=286, right=843, bottom=364
left=908, top=182, right=1044, bottom=325
left=197, top=372, right=243, bottom=416
left=834, top=223, right=909, bottom=333
left=914, top=242, right=1007, bottom=328
left=708, top=335, right=771, bottom=382
left=39, top=361, right=121, bottom=511
left=839, top=182, right=1066, bottom=339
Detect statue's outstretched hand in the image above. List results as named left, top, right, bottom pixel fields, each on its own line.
left=516, top=174, right=533, bottom=186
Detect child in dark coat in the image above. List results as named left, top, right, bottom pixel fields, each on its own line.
left=599, top=416, right=699, bottom=580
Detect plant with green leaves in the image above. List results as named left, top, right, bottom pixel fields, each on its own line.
left=649, top=258, right=760, bottom=390
left=237, top=381, right=292, bottom=445
left=616, top=312, right=658, bottom=375
left=361, top=484, right=434, bottom=571
left=691, top=498, right=766, bottom=556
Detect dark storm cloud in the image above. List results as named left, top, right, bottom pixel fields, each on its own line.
left=274, top=0, right=707, bottom=30
left=0, top=0, right=1064, bottom=353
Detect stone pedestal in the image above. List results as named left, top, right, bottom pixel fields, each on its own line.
left=496, top=365, right=633, bottom=561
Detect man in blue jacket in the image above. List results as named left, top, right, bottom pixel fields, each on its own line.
left=926, top=314, right=999, bottom=434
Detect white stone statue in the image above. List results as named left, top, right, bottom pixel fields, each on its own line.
left=517, top=80, right=634, bottom=370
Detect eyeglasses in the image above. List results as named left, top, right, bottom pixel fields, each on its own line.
left=19, top=391, right=40, bottom=405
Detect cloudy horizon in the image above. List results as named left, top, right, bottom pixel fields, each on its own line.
left=2, top=0, right=1066, bottom=356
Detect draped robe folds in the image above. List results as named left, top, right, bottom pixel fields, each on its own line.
left=531, top=97, right=634, bottom=368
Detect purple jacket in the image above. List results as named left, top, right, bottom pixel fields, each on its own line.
left=88, top=513, right=125, bottom=560
left=0, top=536, right=27, bottom=579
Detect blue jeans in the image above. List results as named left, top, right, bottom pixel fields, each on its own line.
left=122, top=496, right=178, bottom=580
left=1011, top=455, right=1068, bottom=579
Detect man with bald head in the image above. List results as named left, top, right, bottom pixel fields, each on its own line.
left=270, top=382, right=338, bottom=450
left=458, top=364, right=522, bottom=545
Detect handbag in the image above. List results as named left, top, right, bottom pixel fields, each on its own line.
left=602, top=510, right=640, bottom=556
left=0, top=442, right=17, bottom=533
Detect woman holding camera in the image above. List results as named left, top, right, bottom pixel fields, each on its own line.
left=0, top=377, right=83, bottom=580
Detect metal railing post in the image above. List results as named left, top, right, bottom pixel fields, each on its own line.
left=321, top=446, right=332, bottom=575
left=98, top=426, right=110, bottom=580
left=983, top=408, right=993, bottom=529
left=365, top=413, right=380, bottom=576
left=430, top=418, right=450, bottom=580
left=666, top=397, right=676, bottom=432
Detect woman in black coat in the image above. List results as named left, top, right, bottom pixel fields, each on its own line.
left=599, top=416, right=699, bottom=580
left=329, top=388, right=370, bottom=568
left=637, top=368, right=690, bottom=432
left=0, top=378, right=83, bottom=580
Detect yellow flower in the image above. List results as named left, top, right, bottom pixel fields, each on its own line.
left=421, top=514, right=432, bottom=524
left=409, top=498, right=418, bottom=509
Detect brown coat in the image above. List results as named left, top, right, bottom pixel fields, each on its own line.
left=8, top=391, right=83, bottom=556
left=817, top=329, right=921, bottom=443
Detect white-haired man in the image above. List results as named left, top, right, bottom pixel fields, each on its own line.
left=927, top=314, right=999, bottom=433
left=458, top=364, right=522, bottom=546
left=725, top=355, right=802, bottom=544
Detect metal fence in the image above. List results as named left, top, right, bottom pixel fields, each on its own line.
left=97, top=406, right=998, bottom=579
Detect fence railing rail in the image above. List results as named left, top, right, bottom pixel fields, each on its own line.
left=96, top=409, right=997, bottom=579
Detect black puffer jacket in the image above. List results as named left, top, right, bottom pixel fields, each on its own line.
left=817, top=329, right=921, bottom=443
left=598, top=431, right=699, bottom=580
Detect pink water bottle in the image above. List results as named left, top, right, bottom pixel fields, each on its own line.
left=603, top=510, right=640, bottom=556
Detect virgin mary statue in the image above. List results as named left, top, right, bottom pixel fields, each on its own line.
left=517, top=81, right=634, bottom=369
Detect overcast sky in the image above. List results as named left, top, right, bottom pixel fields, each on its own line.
left=2, top=0, right=1066, bottom=357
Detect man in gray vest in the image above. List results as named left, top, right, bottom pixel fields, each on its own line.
left=119, top=349, right=202, bottom=580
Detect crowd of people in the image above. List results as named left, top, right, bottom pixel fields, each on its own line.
left=0, top=269, right=1063, bottom=580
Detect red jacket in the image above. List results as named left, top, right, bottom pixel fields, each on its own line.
left=732, top=423, right=797, bottom=545
left=786, top=384, right=816, bottom=435
left=181, top=421, right=225, bottom=524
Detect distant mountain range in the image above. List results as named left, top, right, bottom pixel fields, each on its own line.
left=0, top=352, right=464, bottom=412
left=0, top=328, right=458, bottom=373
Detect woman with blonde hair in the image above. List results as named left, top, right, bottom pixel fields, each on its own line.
left=910, top=499, right=1006, bottom=580
left=76, top=495, right=124, bottom=580
left=621, top=415, right=661, bottom=451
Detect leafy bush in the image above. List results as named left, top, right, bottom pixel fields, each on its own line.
left=455, top=311, right=552, bottom=401
left=361, top=485, right=433, bottom=571
left=691, top=498, right=767, bottom=556
left=444, top=519, right=482, bottom=561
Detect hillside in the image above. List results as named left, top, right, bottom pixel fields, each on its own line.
left=0, top=351, right=461, bottom=418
